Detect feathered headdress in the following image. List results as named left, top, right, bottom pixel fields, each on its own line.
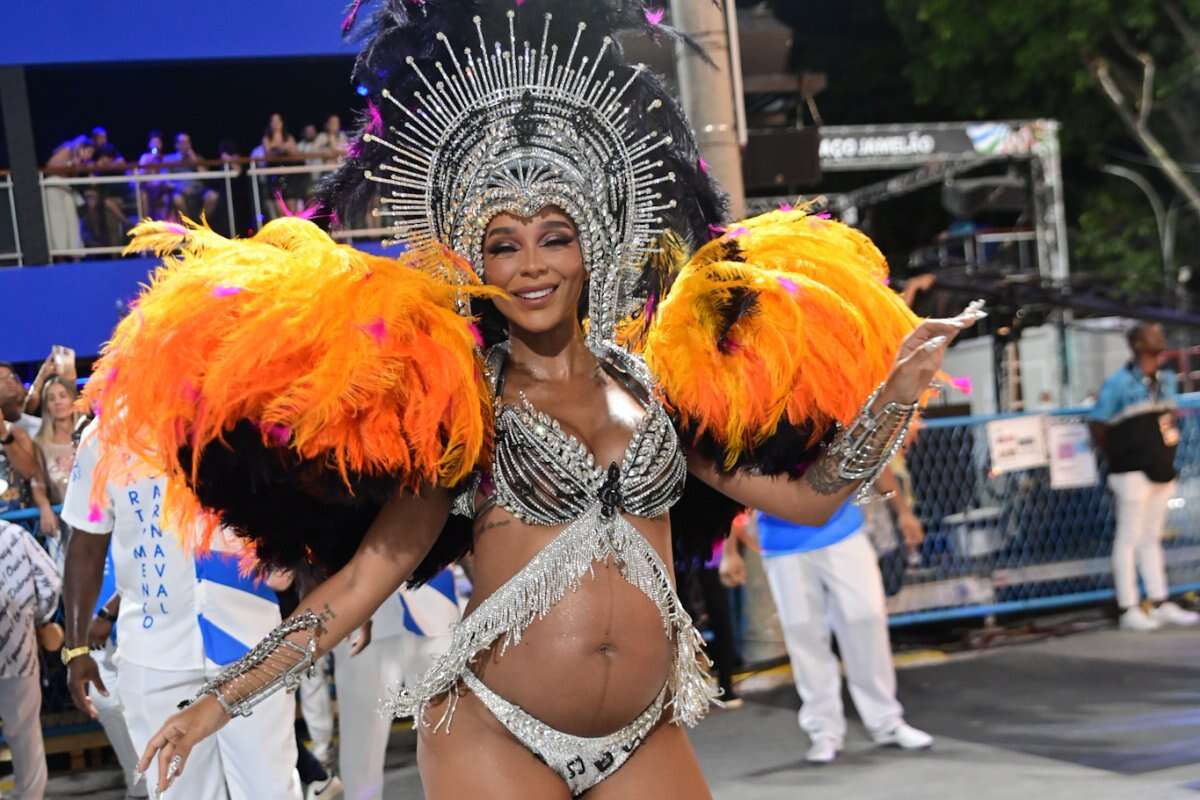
left=319, top=0, right=726, bottom=348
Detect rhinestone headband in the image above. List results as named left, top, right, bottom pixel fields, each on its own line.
left=364, top=10, right=679, bottom=346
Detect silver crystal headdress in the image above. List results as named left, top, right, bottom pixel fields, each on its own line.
left=363, top=11, right=681, bottom=347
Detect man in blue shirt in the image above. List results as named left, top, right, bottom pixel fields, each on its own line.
left=1088, top=322, right=1198, bottom=631
left=721, top=465, right=932, bottom=764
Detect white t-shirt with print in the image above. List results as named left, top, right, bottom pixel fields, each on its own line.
left=61, top=423, right=205, bottom=671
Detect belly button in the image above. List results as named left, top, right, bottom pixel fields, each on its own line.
left=598, top=643, right=616, bottom=657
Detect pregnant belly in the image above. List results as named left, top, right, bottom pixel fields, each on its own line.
left=469, top=559, right=674, bottom=738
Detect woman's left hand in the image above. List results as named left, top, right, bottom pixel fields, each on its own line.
left=882, top=301, right=986, bottom=404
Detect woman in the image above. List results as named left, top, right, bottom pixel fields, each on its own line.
left=34, top=376, right=79, bottom=503
left=44, top=136, right=94, bottom=258
left=82, top=4, right=982, bottom=797
left=314, top=114, right=348, bottom=163
left=32, top=376, right=79, bottom=569
left=261, top=112, right=301, bottom=215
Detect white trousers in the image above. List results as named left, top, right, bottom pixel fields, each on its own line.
left=333, top=632, right=448, bottom=800
left=298, top=654, right=335, bottom=764
left=118, top=661, right=302, bottom=800
left=89, top=645, right=148, bottom=798
left=1109, top=472, right=1175, bottom=608
left=0, top=675, right=47, bottom=800
left=762, top=531, right=904, bottom=744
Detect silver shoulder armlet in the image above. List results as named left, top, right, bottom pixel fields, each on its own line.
left=187, top=611, right=323, bottom=718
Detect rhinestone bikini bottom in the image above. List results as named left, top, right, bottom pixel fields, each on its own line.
left=462, top=670, right=667, bottom=795
left=385, top=505, right=720, bottom=790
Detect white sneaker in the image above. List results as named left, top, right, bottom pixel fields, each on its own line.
left=306, top=775, right=344, bottom=800
left=872, top=722, right=934, bottom=750
left=1120, top=606, right=1163, bottom=631
left=805, top=737, right=840, bottom=764
left=1150, top=601, right=1200, bottom=627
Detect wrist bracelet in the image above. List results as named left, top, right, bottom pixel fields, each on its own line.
left=827, top=384, right=918, bottom=504
left=188, top=611, right=323, bottom=718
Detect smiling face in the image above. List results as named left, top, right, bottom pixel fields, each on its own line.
left=482, top=207, right=586, bottom=337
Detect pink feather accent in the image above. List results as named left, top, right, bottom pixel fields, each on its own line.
left=262, top=423, right=293, bottom=447
left=698, top=157, right=709, bottom=174
left=644, top=292, right=658, bottom=320
left=366, top=100, right=384, bottom=136
left=777, top=276, right=799, bottom=295
left=951, top=376, right=974, bottom=395
left=645, top=7, right=666, bottom=26
left=273, top=190, right=294, bottom=218
left=728, top=225, right=749, bottom=239
left=87, top=504, right=103, bottom=523
left=816, top=212, right=832, bottom=219
left=778, top=201, right=794, bottom=212
left=707, top=223, right=726, bottom=237
left=340, top=0, right=365, bottom=34
left=163, top=223, right=188, bottom=236
left=212, top=285, right=242, bottom=297
left=468, top=323, right=485, bottom=349
left=360, top=318, right=388, bottom=344
left=181, top=381, right=200, bottom=403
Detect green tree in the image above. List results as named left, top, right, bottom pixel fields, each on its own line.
left=885, top=0, right=1200, bottom=298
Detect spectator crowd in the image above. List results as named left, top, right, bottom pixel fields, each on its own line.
left=41, top=113, right=351, bottom=256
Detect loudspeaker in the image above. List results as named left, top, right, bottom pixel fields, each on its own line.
left=742, top=127, right=821, bottom=189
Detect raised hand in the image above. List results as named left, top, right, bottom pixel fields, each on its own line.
left=883, top=300, right=986, bottom=404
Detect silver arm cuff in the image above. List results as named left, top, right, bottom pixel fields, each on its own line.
left=191, top=611, right=323, bottom=718
left=827, top=385, right=918, bottom=504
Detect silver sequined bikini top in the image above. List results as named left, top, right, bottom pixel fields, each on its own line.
left=472, top=341, right=687, bottom=526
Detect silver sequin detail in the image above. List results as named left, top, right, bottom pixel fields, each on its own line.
left=462, top=670, right=666, bottom=797
left=485, top=340, right=686, bottom=526
left=383, top=504, right=719, bottom=729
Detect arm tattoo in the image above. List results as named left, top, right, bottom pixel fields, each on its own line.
left=314, top=603, right=337, bottom=636
left=804, top=454, right=855, bottom=496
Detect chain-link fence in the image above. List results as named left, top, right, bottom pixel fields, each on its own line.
left=878, top=394, right=1200, bottom=626
left=7, top=396, right=1199, bottom=636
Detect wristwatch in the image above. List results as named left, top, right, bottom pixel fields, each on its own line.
left=96, top=608, right=118, bottom=623
left=61, top=645, right=91, bottom=666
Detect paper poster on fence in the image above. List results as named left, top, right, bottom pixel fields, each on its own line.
left=1046, top=421, right=1099, bottom=490
left=986, top=415, right=1048, bottom=474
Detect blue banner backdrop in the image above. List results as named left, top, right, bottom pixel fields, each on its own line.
left=3, top=256, right=155, bottom=362
left=1, top=3, right=353, bottom=66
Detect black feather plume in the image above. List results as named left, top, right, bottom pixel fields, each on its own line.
left=180, top=419, right=467, bottom=586
left=317, top=0, right=727, bottom=249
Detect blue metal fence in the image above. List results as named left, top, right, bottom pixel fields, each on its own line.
left=882, top=394, right=1200, bottom=626
left=6, top=398, right=1199, bottom=629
